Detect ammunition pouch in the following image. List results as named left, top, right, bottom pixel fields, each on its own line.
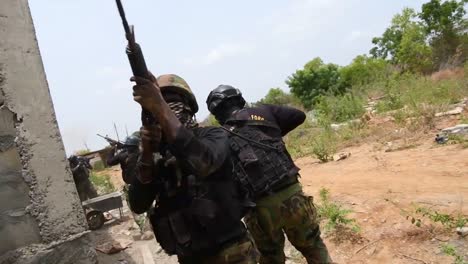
left=149, top=197, right=235, bottom=256
left=225, top=120, right=300, bottom=199
left=150, top=209, right=192, bottom=255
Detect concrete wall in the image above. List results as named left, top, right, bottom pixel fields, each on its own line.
left=0, top=1, right=97, bottom=263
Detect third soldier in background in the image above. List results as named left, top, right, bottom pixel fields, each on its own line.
left=206, top=85, right=332, bottom=264
left=106, top=132, right=141, bottom=185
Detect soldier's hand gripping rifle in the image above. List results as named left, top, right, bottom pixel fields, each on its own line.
left=115, top=0, right=156, bottom=126
left=97, top=134, right=124, bottom=149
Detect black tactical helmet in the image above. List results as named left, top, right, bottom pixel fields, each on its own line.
left=124, top=134, right=140, bottom=147
left=206, top=85, right=246, bottom=114
left=68, top=155, right=78, bottom=163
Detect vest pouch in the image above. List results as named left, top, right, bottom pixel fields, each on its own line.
left=149, top=214, right=176, bottom=254
left=238, top=147, right=259, bottom=168
left=169, top=210, right=192, bottom=246
left=190, top=198, right=218, bottom=227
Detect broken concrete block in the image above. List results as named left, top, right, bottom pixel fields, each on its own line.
left=435, top=106, right=463, bottom=117
left=456, top=227, right=468, bottom=237
left=333, top=152, right=351, bottom=161
left=441, top=124, right=468, bottom=135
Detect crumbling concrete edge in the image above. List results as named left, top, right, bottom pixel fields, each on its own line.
left=0, top=57, right=96, bottom=264
left=0, top=231, right=97, bottom=264
left=0, top=63, right=7, bottom=108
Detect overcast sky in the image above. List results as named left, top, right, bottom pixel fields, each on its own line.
left=29, top=0, right=426, bottom=154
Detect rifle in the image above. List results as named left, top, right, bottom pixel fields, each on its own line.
left=114, top=0, right=156, bottom=126
left=97, top=134, right=124, bottom=148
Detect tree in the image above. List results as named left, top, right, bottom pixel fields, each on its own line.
left=419, top=0, right=467, bottom=68
left=370, top=8, right=418, bottom=62
left=199, top=114, right=219, bottom=127
left=259, top=88, right=300, bottom=106
left=340, top=55, right=390, bottom=87
left=397, top=23, right=433, bottom=73
left=286, top=58, right=344, bottom=109
left=369, top=6, right=436, bottom=73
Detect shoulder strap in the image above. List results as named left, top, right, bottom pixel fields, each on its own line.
left=221, top=126, right=279, bottom=151
left=225, top=119, right=280, bottom=131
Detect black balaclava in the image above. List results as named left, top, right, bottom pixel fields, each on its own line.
left=213, top=97, right=243, bottom=125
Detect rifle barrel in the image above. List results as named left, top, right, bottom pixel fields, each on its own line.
left=115, top=0, right=131, bottom=35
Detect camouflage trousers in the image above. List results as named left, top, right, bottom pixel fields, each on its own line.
left=123, top=185, right=152, bottom=233
left=177, top=236, right=257, bottom=264
left=245, top=183, right=332, bottom=264
left=76, top=179, right=98, bottom=201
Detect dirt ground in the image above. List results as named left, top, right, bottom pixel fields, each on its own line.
left=297, top=137, right=467, bottom=263
left=91, top=116, right=467, bottom=264
left=294, top=114, right=468, bottom=264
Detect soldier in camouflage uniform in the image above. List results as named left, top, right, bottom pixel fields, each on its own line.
left=207, top=85, right=332, bottom=264
left=129, top=73, right=256, bottom=263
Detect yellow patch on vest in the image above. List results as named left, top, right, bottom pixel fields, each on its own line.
left=250, top=115, right=265, bottom=121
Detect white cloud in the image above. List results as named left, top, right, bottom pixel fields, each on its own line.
left=183, top=43, right=255, bottom=66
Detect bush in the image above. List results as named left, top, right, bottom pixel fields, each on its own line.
left=284, top=118, right=317, bottom=159
left=376, top=73, right=468, bottom=115
left=311, top=129, right=336, bottom=162
left=287, top=58, right=345, bottom=109
left=200, top=114, right=219, bottom=127
left=258, top=88, right=301, bottom=107
left=340, top=55, right=390, bottom=87
left=92, top=160, right=106, bottom=171
left=90, top=172, right=115, bottom=195
left=315, top=93, right=365, bottom=123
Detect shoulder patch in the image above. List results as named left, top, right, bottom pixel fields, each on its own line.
left=250, top=114, right=265, bottom=121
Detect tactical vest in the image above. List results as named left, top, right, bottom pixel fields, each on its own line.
left=224, top=119, right=299, bottom=200
left=148, top=151, right=246, bottom=257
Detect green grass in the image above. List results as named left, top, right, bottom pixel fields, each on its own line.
left=311, top=129, right=337, bottom=162
left=283, top=72, right=468, bottom=160
left=315, top=93, right=366, bottom=124
left=92, top=160, right=106, bottom=172
left=316, top=188, right=360, bottom=233
left=407, top=205, right=468, bottom=229
left=441, top=243, right=467, bottom=264
left=90, top=171, right=115, bottom=195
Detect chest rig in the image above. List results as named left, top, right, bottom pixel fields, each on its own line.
left=223, top=119, right=299, bottom=200
left=149, top=147, right=244, bottom=257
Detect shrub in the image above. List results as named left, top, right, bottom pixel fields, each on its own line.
left=90, top=172, right=115, bottom=195
left=311, top=129, right=336, bottom=162
left=92, top=160, right=106, bottom=172
left=315, top=93, right=366, bottom=123
left=317, top=188, right=360, bottom=232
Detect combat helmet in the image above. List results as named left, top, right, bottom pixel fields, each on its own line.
left=124, top=134, right=140, bottom=147
left=157, top=74, right=198, bottom=114
left=206, top=85, right=246, bottom=114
